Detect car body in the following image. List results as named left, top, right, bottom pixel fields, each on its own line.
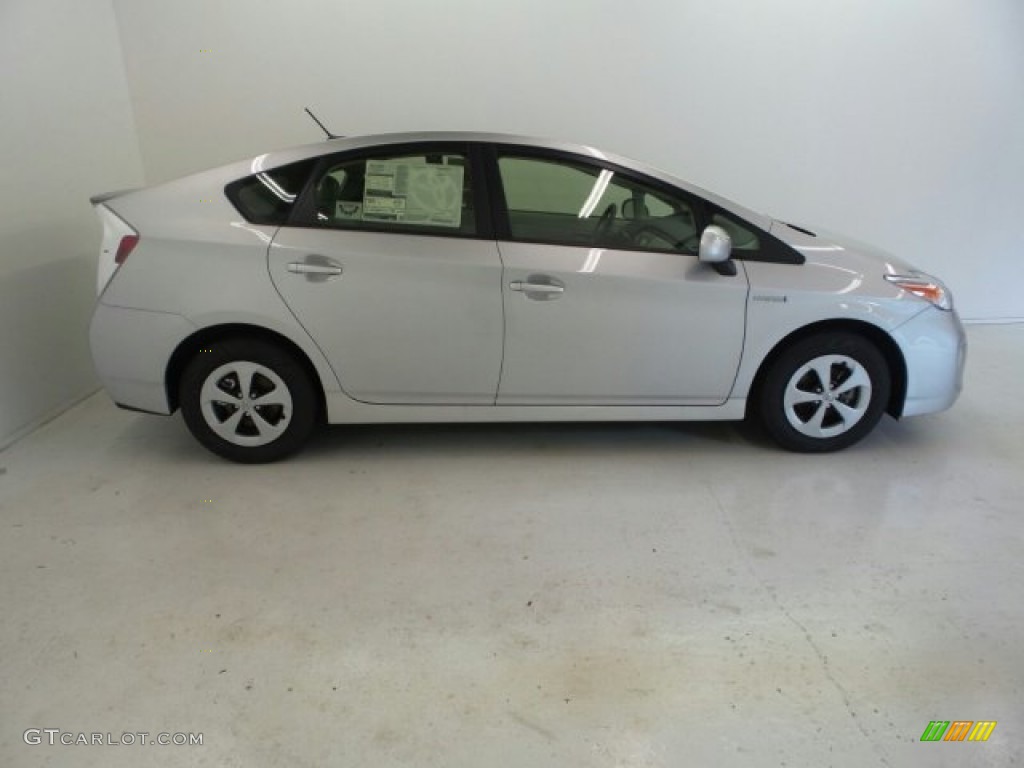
left=89, top=131, right=966, bottom=461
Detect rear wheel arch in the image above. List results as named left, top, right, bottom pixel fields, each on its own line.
left=165, top=324, right=327, bottom=420
left=746, top=319, right=908, bottom=420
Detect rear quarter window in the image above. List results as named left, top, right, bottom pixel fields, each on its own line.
left=225, top=159, right=315, bottom=225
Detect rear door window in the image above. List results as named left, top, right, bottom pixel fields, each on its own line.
left=307, top=148, right=479, bottom=236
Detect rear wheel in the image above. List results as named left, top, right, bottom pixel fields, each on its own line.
left=180, top=339, right=316, bottom=463
left=758, top=333, right=890, bottom=452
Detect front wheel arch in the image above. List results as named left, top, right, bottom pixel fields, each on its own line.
left=165, top=324, right=327, bottom=421
left=746, top=319, right=908, bottom=421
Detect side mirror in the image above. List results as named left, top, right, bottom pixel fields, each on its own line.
left=699, top=225, right=736, bottom=276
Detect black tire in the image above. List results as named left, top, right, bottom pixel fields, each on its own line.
left=179, top=338, right=317, bottom=463
left=758, top=332, right=890, bottom=453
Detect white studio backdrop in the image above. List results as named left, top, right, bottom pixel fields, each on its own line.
left=0, top=0, right=143, bottom=448
left=111, top=0, right=1024, bottom=322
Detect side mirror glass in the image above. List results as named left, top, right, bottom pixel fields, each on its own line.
left=699, top=225, right=732, bottom=263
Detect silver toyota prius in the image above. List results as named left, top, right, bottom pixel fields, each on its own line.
left=89, top=132, right=966, bottom=462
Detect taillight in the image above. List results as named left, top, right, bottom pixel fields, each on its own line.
left=115, top=234, right=140, bottom=265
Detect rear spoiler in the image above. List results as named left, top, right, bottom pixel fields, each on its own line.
left=90, top=188, right=140, bottom=206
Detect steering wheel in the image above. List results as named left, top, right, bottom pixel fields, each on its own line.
left=628, top=224, right=701, bottom=254
left=632, top=226, right=673, bottom=251
left=592, top=203, right=617, bottom=244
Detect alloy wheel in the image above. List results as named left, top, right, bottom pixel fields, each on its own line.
left=782, top=354, right=872, bottom=439
left=198, top=361, right=293, bottom=447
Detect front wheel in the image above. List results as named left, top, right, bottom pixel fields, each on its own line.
left=758, top=333, right=890, bottom=452
left=179, top=339, right=317, bottom=463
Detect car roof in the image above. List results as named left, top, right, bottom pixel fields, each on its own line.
left=264, top=131, right=621, bottom=166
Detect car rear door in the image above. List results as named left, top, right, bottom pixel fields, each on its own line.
left=489, top=147, right=750, bottom=405
left=268, top=143, right=504, bottom=405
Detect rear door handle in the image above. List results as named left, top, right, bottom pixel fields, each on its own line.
left=288, top=262, right=342, bottom=275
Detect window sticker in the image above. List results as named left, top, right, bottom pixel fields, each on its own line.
left=363, top=159, right=464, bottom=228
left=335, top=201, right=363, bottom=220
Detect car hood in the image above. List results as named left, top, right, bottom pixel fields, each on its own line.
left=770, top=219, right=918, bottom=274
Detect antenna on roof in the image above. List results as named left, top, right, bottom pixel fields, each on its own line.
left=304, top=107, right=340, bottom=140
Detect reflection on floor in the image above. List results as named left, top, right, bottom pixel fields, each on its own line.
left=0, top=324, right=1020, bottom=767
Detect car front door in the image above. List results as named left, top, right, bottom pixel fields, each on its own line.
left=491, top=149, right=750, bottom=405
left=269, top=143, right=504, bottom=404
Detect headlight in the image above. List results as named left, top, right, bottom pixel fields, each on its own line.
left=884, top=272, right=953, bottom=311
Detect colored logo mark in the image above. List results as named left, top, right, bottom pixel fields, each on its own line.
left=921, top=721, right=997, bottom=742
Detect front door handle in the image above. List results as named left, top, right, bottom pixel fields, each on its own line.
left=510, top=281, right=563, bottom=294
left=288, top=261, right=342, bottom=276
left=510, top=277, right=565, bottom=301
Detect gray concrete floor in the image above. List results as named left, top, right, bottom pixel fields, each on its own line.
left=1, top=324, right=1021, bottom=767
